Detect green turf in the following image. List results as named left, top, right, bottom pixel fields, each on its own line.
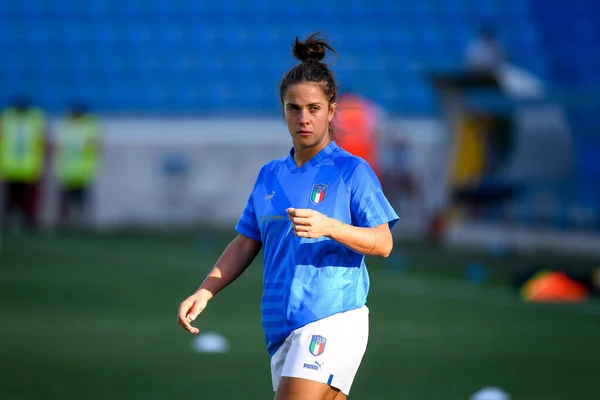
left=1, top=230, right=599, bottom=400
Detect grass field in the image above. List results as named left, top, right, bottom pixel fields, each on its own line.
left=1, top=230, right=599, bottom=400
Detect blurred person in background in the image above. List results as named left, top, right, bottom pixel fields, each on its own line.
left=465, top=25, right=506, bottom=73
left=334, top=91, right=383, bottom=178
left=465, top=24, right=544, bottom=98
left=53, top=101, right=101, bottom=230
left=178, top=33, right=398, bottom=400
left=380, top=135, right=419, bottom=211
left=0, top=96, right=48, bottom=233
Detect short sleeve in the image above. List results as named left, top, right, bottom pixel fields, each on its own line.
left=349, top=160, right=399, bottom=229
left=235, top=169, right=263, bottom=242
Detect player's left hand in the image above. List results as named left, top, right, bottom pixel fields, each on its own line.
left=287, top=207, right=333, bottom=238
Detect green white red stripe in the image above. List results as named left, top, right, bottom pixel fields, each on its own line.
left=309, top=335, right=327, bottom=356
left=311, top=190, right=325, bottom=203
left=310, top=184, right=327, bottom=204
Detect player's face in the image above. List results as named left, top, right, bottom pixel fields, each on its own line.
left=283, top=82, right=336, bottom=151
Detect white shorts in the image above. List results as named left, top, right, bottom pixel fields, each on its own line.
left=270, top=305, right=369, bottom=395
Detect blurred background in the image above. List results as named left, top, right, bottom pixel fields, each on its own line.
left=1, top=0, right=599, bottom=399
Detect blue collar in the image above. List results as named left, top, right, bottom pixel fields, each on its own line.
left=285, top=141, right=339, bottom=174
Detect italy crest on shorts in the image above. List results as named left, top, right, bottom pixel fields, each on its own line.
left=310, top=184, right=327, bottom=205
left=309, top=335, right=327, bottom=356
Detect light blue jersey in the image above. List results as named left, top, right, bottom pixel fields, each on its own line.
left=235, top=141, right=399, bottom=357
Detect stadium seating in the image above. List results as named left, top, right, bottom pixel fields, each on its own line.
left=0, top=0, right=546, bottom=116
left=528, top=0, right=600, bottom=229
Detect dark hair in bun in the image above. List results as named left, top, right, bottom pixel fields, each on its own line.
left=279, top=32, right=339, bottom=138
left=292, top=33, right=335, bottom=63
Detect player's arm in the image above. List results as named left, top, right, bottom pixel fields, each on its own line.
left=178, top=234, right=262, bottom=334
left=326, top=220, right=392, bottom=257
left=195, top=233, right=261, bottom=300
left=287, top=208, right=393, bottom=257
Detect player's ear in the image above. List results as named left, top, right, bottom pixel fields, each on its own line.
left=328, top=102, right=337, bottom=122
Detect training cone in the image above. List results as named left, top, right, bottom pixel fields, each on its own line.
left=387, top=252, right=407, bottom=274
left=521, top=270, right=589, bottom=303
left=191, top=331, right=230, bottom=354
left=470, top=387, right=511, bottom=400
left=466, top=262, right=488, bottom=285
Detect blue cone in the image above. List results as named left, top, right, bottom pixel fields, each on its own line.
left=387, top=252, right=408, bottom=274
left=466, top=262, right=488, bottom=285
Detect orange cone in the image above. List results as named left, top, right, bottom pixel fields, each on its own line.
left=521, top=270, right=589, bottom=303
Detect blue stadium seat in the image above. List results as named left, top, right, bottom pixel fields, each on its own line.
left=0, top=0, right=572, bottom=117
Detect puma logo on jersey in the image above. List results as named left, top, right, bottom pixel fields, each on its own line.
left=303, top=361, right=324, bottom=370
left=265, top=191, right=276, bottom=200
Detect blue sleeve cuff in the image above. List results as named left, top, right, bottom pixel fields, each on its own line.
left=235, top=223, right=262, bottom=242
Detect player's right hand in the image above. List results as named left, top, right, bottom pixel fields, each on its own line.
left=177, top=293, right=209, bottom=334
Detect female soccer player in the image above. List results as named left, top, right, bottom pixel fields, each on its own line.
left=178, top=33, right=398, bottom=400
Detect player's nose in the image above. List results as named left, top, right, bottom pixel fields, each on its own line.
left=297, top=109, right=310, bottom=124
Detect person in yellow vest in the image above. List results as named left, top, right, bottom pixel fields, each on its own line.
left=53, top=102, right=101, bottom=229
left=0, top=97, right=48, bottom=232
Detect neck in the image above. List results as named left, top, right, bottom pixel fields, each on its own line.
left=293, top=138, right=331, bottom=168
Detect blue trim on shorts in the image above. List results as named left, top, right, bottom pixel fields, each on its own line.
left=327, top=374, right=334, bottom=385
